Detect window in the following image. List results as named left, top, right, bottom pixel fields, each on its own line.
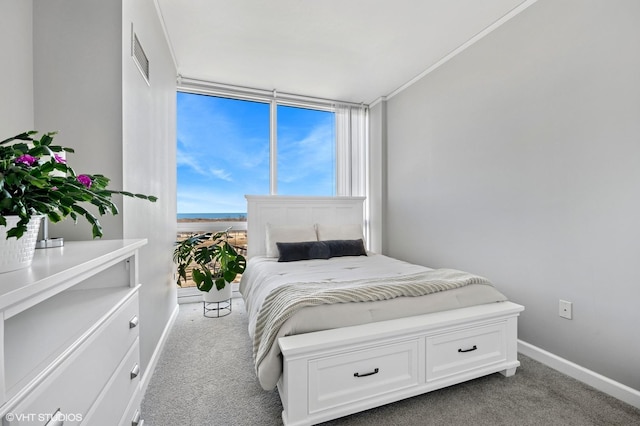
left=176, top=92, right=270, bottom=217
left=176, top=87, right=368, bottom=219
left=277, top=105, right=335, bottom=196
left=177, top=92, right=340, bottom=219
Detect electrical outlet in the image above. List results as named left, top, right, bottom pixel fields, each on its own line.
left=559, top=300, right=573, bottom=320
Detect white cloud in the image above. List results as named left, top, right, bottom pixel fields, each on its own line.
left=209, top=168, right=233, bottom=181
left=278, top=121, right=334, bottom=184
left=177, top=187, right=247, bottom=213
left=178, top=145, right=235, bottom=182
left=176, top=148, right=207, bottom=175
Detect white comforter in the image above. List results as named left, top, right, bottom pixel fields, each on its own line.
left=239, top=253, right=508, bottom=390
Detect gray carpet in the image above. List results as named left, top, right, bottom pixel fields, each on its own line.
left=141, top=294, right=640, bottom=425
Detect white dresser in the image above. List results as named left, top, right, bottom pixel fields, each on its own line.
left=0, top=239, right=147, bottom=426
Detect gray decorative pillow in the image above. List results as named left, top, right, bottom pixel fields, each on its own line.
left=324, top=239, right=367, bottom=258
left=276, top=241, right=330, bottom=262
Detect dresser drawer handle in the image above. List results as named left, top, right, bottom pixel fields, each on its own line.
left=354, top=368, right=379, bottom=378
left=458, top=345, right=478, bottom=353
left=131, top=409, right=142, bottom=426
left=129, top=315, right=139, bottom=328
left=44, top=409, right=64, bottom=426
left=130, top=364, right=140, bottom=379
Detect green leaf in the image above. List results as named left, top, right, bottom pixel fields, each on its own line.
left=47, top=211, right=62, bottom=222
left=6, top=223, right=26, bottom=239
left=223, top=270, right=236, bottom=283
left=193, top=268, right=214, bottom=293
left=215, top=276, right=227, bottom=291
left=0, top=131, right=36, bottom=145
left=71, top=204, right=103, bottom=238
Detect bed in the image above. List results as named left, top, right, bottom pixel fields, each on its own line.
left=240, top=195, right=524, bottom=426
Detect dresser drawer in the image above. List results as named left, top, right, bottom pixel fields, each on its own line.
left=426, top=321, right=506, bottom=382
left=308, top=339, right=420, bottom=413
left=4, top=292, right=139, bottom=426
left=81, top=339, right=140, bottom=426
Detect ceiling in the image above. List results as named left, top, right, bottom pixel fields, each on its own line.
left=156, top=0, right=528, bottom=105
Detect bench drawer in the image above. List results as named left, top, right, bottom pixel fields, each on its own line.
left=308, top=339, right=420, bottom=413
left=426, top=321, right=506, bottom=382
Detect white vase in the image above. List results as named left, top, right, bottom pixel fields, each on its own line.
left=202, top=282, right=232, bottom=303
left=0, top=215, right=44, bottom=273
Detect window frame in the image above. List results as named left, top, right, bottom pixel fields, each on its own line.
left=177, top=86, right=341, bottom=196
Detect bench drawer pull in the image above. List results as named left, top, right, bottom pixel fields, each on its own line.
left=354, top=368, right=379, bottom=378
left=458, top=345, right=478, bottom=353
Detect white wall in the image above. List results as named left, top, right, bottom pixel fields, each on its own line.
left=368, top=100, right=387, bottom=253
left=383, top=0, right=640, bottom=391
left=122, top=0, right=178, bottom=377
left=0, top=0, right=34, bottom=136
left=32, top=0, right=177, bottom=379
left=34, top=0, right=124, bottom=240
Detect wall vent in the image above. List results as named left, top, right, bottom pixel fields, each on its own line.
left=131, top=27, right=150, bottom=84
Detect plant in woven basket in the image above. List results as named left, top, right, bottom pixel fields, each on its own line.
left=0, top=131, right=157, bottom=239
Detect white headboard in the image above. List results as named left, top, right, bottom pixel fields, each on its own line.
left=245, top=195, right=366, bottom=258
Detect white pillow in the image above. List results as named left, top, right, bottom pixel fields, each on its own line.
left=315, top=223, right=365, bottom=244
left=265, top=223, right=317, bottom=257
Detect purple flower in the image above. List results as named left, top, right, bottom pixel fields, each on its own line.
left=54, top=154, right=66, bottom=164
left=77, top=174, right=92, bottom=188
left=15, top=154, right=38, bottom=167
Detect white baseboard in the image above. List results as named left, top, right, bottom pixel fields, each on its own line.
left=139, top=303, right=180, bottom=397
left=518, top=340, right=640, bottom=409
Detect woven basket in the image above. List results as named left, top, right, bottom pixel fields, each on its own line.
left=0, top=215, right=43, bottom=273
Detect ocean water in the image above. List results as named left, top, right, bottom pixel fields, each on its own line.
left=177, top=212, right=247, bottom=220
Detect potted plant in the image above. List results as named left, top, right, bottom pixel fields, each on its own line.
left=173, top=228, right=247, bottom=303
left=0, top=130, right=157, bottom=272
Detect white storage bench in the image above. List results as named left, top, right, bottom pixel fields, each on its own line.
left=278, top=301, right=524, bottom=426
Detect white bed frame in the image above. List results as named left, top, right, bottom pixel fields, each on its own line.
left=245, top=195, right=524, bottom=426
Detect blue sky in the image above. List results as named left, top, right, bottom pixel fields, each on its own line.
left=177, top=93, right=335, bottom=214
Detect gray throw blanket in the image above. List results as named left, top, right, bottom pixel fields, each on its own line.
left=253, top=268, right=494, bottom=371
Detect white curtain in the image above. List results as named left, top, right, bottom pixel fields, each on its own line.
left=335, top=104, right=368, bottom=197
